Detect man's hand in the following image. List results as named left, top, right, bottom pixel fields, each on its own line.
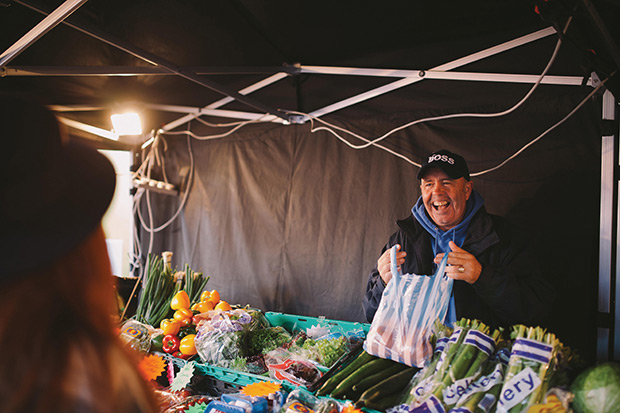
left=377, top=244, right=406, bottom=285
left=434, top=241, right=482, bottom=284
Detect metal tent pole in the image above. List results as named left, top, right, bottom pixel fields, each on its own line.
left=0, top=0, right=87, bottom=67
left=308, top=27, right=556, bottom=119
left=598, top=89, right=619, bottom=361
left=12, top=0, right=291, bottom=123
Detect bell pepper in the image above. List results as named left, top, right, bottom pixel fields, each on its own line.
left=191, top=300, right=214, bottom=313
left=160, top=318, right=181, bottom=336
left=150, top=334, right=164, bottom=352
left=179, top=334, right=197, bottom=356
left=179, top=326, right=197, bottom=338
left=170, top=290, right=190, bottom=310
left=173, top=308, right=193, bottom=323
left=200, top=289, right=220, bottom=304
left=162, top=334, right=181, bottom=353
left=173, top=350, right=192, bottom=360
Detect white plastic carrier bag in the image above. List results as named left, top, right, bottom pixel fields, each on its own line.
left=363, top=245, right=453, bottom=367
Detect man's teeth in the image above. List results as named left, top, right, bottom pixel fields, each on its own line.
left=433, top=201, right=449, bottom=209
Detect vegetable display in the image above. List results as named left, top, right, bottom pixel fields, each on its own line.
left=124, top=252, right=606, bottom=413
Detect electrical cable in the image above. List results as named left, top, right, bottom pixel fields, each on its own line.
left=283, top=17, right=569, bottom=155
left=152, top=20, right=581, bottom=178
left=160, top=115, right=270, bottom=140
left=471, top=74, right=611, bottom=176
left=134, top=133, right=195, bottom=236
left=195, top=116, right=261, bottom=127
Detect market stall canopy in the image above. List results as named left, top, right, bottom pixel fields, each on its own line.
left=1, top=0, right=618, bottom=146
left=3, top=0, right=620, bottom=363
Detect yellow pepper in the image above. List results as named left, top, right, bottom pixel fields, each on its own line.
left=170, top=290, right=190, bottom=310
left=191, top=300, right=214, bottom=313
left=160, top=318, right=181, bottom=336
left=173, top=308, right=193, bottom=327
left=179, top=334, right=197, bottom=355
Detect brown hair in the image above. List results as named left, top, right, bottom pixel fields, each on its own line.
left=0, top=226, right=158, bottom=412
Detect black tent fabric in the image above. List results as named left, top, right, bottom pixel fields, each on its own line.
left=138, top=81, right=602, bottom=361
left=3, top=0, right=618, bottom=363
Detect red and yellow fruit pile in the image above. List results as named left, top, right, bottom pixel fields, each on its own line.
left=151, top=289, right=232, bottom=359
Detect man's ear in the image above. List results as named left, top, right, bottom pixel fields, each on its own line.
left=464, top=180, right=473, bottom=199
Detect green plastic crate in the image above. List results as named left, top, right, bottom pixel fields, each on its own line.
left=264, top=312, right=371, bottom=335
left=194, top=363, right=276, bottom=388
left=188, top=312, right=369, bottom=392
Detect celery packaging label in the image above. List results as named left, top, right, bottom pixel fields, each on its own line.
left=511, top=338, right=553, bottom=364
left=409, top=394, right=446, bottom=413
left=411, top=376, right=434, bottom=399
left=496, top=367, right=541, bottom=411
left=442, top=376, right=475, bottom=406
left=455, top=363, right=504, bottom=406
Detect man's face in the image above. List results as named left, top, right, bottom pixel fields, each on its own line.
left=420, top=168, right=473, bottom=231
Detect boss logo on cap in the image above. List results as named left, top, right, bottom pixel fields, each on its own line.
left=428, top=154, right=455, bottom=165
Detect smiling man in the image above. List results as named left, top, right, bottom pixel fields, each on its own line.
left=362, top=149, right=554, bottom=329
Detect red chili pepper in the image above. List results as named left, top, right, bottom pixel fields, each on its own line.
left=162, top=334, right=180, bottom=353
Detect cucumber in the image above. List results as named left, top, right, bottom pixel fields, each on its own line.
left=357, top=366, right=419, bottom=406
left=330, top=357, right=398, bottom=400
left=315, top=350, right=377, bottom=396
left=351, top=361, right=408, bottom=394
left=309, top=342, right=363, bottom=393
left=363, top=393, right=404, bottom=412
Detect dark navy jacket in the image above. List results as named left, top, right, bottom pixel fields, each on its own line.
left=362, top=206, right=554, bottom=329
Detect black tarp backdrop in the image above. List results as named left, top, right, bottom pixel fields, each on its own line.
left=138, top=81, right=602, bottom=363
left=2, top=0, right=617, bottom=363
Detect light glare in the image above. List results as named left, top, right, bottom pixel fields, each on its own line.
left=111, top=112, right=142, bottom=135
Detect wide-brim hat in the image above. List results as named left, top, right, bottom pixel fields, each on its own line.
left=0, top=94, right=116, bottom=279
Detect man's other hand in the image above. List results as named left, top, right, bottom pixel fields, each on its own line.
left=434, top=241, right=482, bottom=283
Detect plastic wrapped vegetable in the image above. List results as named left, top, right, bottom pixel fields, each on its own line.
left=246, top=326, right=293, bottom=356
left=298, top=335, right=349, bottom=368
left=194, top=309, right=255, bottom=367
left=496, top=325, right=562, bottom=412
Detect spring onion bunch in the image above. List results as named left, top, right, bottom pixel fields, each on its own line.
left=134, top=254, right=180, bottom=327
left=183, top=263, right=210, bottom=305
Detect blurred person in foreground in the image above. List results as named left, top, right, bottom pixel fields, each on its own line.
left=0, top=94, right=158, bottom=412
left=362, top=149, right=554, bottom=329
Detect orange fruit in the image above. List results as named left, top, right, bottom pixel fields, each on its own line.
left=214, top=301, right=232, bottom=311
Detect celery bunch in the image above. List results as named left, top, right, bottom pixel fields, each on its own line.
left=430, top=319, right=502, bottom=409
left=496, top=325, right=562, bottom=412
left=403, top=318, right=502, bottom=410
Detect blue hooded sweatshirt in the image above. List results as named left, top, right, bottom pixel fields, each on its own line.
left=411, top=189, right=485, bottom=326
